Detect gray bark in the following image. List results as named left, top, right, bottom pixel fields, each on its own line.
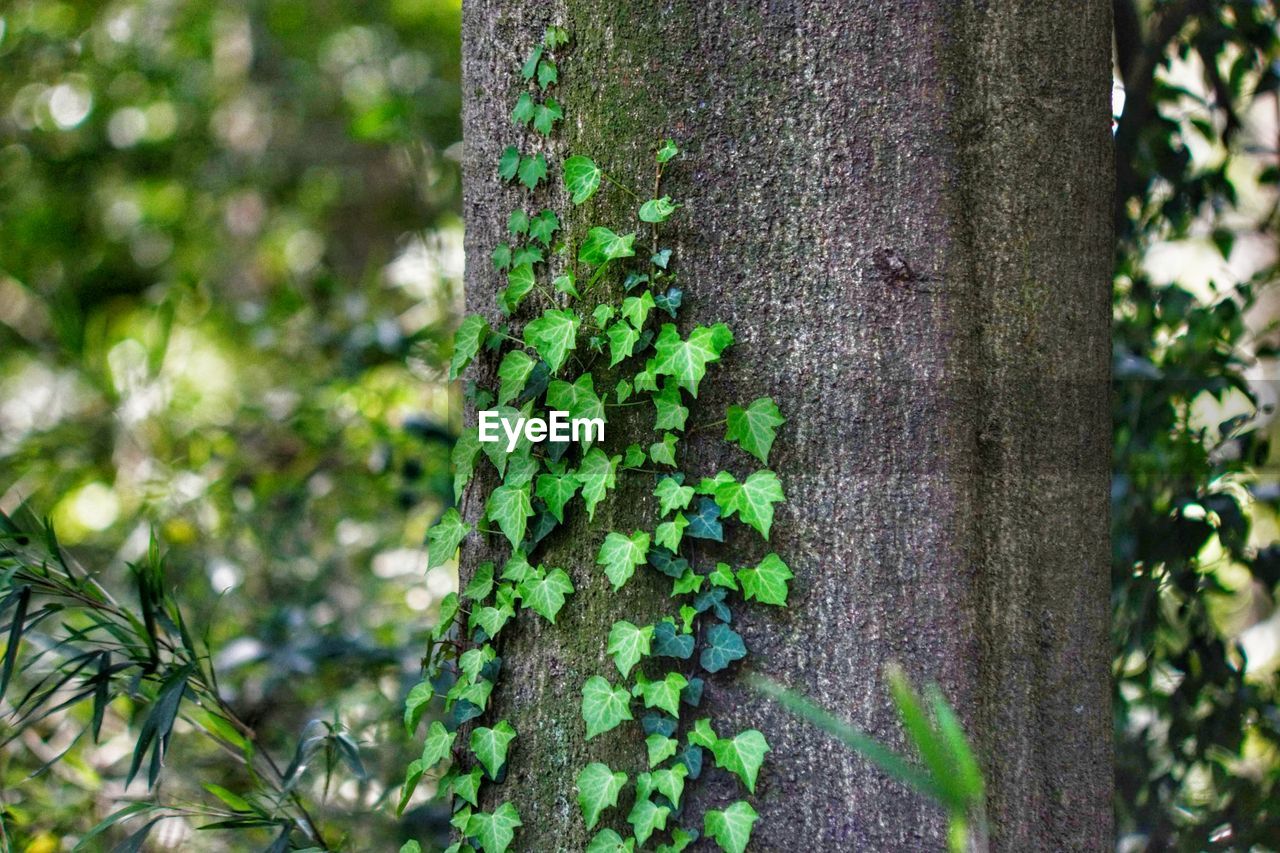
left=459, top=2, right=1113, bottom=850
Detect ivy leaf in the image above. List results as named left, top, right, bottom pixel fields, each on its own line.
left=654, top=513, right=688, bottom=552
left=405, top=680, right=432, bottom=735
left=606, top=321, right=640, bottom=366
left=654, top=286, right=683, bottom=318
left=465, top=802, right=522, bottom=853
left=738, top=553, right=793, bottom=606
left=586, top=829, right=634, bottom=853
left=462, top=561, right=496, bottom=601
left=654, top=476, right=694, bottom=515
left=578, top=227, right=636, bottom=266
left=492, top=243, right=512, bottom=271
left=421, top=720, right=456, bottom=768
left=615, top=378, right=633, bottom=403
left=433, top=592, right=460, bottom=639
left=517, top=568, right=574, bottom=623
left=700, top=623, right=746, bottom=673
left=532, top=96, right=563, bottom=135
left=503, top=447, right=539, bottom=490
left=649, top=764, right=689, bottom=807
left=649, top=432, right=678, bottom=467
left=635, top=671, right=688, bottom=717
left=576, top=763, right=627, bottom=831
left=703, top=802, right=757, bottom=853
left=578, top=448, right=620, bottom=520
left=563, top=155, right=602, bottom=204
left=725, top=397, right=785, bottom=464
left=647, top=545, right=689, bottom=579
left=722, top=469, right=785, bottom=539
left=458, top=644, right=497, bottom=682
left=711, top=729, right=770, bottom=793
left=653, top=323, right=733, bottom=396
left=638, top=196, right=679, bottom=223
left=536, top=58, right=558, bottom=90
left=652, top=620, right=694, bottom=659
left=634, top=358, right=659, bottom=392
left=535, top=470, right=580, bottom=523
left=499, top=263, right=536, bottom=315
left=672, top=568, right=704, bottom=595
left=651, top=248, right=673, bottom=269
left=627, top=798, right=670, bottom=848
left=517, top=153, right=548, bottom=190
left=523, top=309, right=580, bottom=374
left=685, top=497, right=723, bottom=541
left=581, top=676, right=633, bottom=739
left=547, top=373, right=605, bottom=430
left=470, top=601, right=515, bottom=639
left=554, top=270, right=580, bottom=299
left=500, top=551, right=535, bottom=583
left=623, top=443, right=646, bottom=468
left=498, top=146, right=520, bottom=181
left=655, top=829, right=697, bottom=853
left=656, top=138, right=679, bottom=163
left=621, top=290, right=656, bottom=328
left=400, top=759, right=427, bottom=815
left=693, top=587, right=731, bottom=622
left=689, top=718, right=718, bottom=749
left=642, top=713, right=677, bottom=738
left=450, top=766, right=484, bottom=809
left=597, top=530, right=650, bottom=590
left=497, top=350, right=536, bottom=406
left=486, top=484, right=533, bottom=548
left=508, top=209, right=530, bottom=235
left=449, top=314, right=489, bottom=380
left=511, top=244, right=543, bottom=267
left=426, top=508, right=470, bottom=569
left=470, top=720, right=517, bottom=779
left=708, top=562, right=737, bottom=590
left=652, top=380, right=688, bottom=431
left=528, top=209, right=560, bottom=246
left=682, top=676, right=705, bottom=707
left=511, top=93, right=536, bottom=127
left=646, top=734, right=678, bottom=767
left=593, top=304, right=616, bottom=326
left=521, top=44, right=544, bottom=79
left=606, top=620, right=654, bottom=678
left=544, top=25, right=569, bottom=47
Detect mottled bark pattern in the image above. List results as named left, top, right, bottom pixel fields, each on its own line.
left=460, top=2, right=1112, bottom=850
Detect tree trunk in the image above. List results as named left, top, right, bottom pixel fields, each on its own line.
left=459, top=2, right=1113, bottom=850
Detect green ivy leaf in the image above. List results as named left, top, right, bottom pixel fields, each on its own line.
left=517, top=153, right=548, bottom=190
left=498, top=146, right=520, bottom=181
left=615, top=378, right=633, bottom=403
left=563, top=155, right=602, bottom=204
left=581, top=675, right=633, bottom=739
left=606, top=620, right=654, bottom=678
left=521, top=44, right=544, bottom=79
left=704, top=801, right=757, bottom=853
left=511, top=93, right=536, bottom=126
left=546, top=373, right=605, bottom=429
left=635, top=671, right=688, bottom=717
left=621, top=290, right=655, bottom=328
left=606, top=321, right=640, bottom=366
left=535, top=470, right=580, bottom=523
left=532, top=96, right=563, bottom=134
left=462, top=562, right=496, bottom=601
left=653, top=380, right=688, bottom=431
left=720, top=469, right=785, bottom=539
left=449, top=314, right=489, bottom=380
left=500, top=551, right=535, bottom=583
left=711, top=729, right=770, bottom=793
left=452, top=429, right=481, bottom=502
left=689, top=718, right=718, bottom=749
left=458, top=644, right=497, bottom=682
left=523, top=309, right=580, bottom=374
left=450, top=766, right=484, bottom=808
left=399, top=759, right=427, bottom=815
left=578, top=227, right=636, bottom=266
left=554, top=270, right=580, bottom=298
left=708, top=562, right=737, bottom=590
left=649, top=764, right=689, bottom=807
left=700, top=623, right=746, bottom=673
left=654, top=513, right=688, bottom=552
left=421, top=720, right=456, bottom=768
left=576, top=762, right=627, bottom=830
left=517, top=567, right=574, bottom=623
left=597, top=530, right=650, bottom=590
left=486, top=484, right=533, bottom=548
left=508, top=209, right=530, bottom=235
left=470, top=720, right=517, bottom=779
left=656, top=139, right=679, bottom=164
left=511, top=244, right=543, bottom=267
left=654, top=477, right=694, bottom=515
left=470, top=601, right=515, bottom=639
left=593, top=304, right=616, bottom=326
left=499, top=263, right=536, bottom=315
left=653, top=322, right=733, bottom=396
left=586, top=829, right=634, bottom=853
left=528, top=209, right=560, bottom=245
left=465, top=802, right=522, bottom=853
left=544, top=26, right=569, bottom=49
left=672, top=567, right=703, bottom=595
left=426, top=508, right=470, bottom=569
left=492, top=243, right=512, bottom=271
left=578, top=448, right=620, bottom=520
left=649, top=432, right=678, bottom=467
left=638, top=196, right=679, bottom=223
left=627, top=797, right=670, bottom=848
left=724, top=397, right=785, bottom=464
left=652, top=620, right=694, bottom=659
left=536, top=58, right=558, bottom=90
left=738, top=553, right=792, bottom=606
left=497, top=350, right=536, bottom=406
left=623, top=443, right=646, bottom=468
left=433, top=592, right=460, bottom=639
left=646, top=733, right=678, bottom=767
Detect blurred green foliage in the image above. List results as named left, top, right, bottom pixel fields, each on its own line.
left=0, top=0, right=463, bottom=849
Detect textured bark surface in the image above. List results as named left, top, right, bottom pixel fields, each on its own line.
left=459, top=2, right=1113, bottom=850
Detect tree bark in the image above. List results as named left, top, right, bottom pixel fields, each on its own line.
left=459, top=2, right=1113, bottom=850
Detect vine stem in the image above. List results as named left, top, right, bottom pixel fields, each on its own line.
left=685, top=418, right=726, bottom=434
left=601, top=170, right=641, bottom=201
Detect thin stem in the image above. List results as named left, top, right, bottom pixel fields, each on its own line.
left=601, top=170, right=641, bottom=201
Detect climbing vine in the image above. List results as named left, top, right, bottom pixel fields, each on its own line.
left=405, top=27, right=791, bottom=853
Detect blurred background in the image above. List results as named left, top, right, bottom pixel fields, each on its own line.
left=1, top=0, right=463, bottom=849
left=2, top=0, right=1280, bottom=850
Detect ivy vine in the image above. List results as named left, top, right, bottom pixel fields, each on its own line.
left=405, top=27, right=791, bottom=853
